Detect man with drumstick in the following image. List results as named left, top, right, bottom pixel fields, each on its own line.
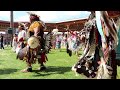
left=21, top=12, right=47, bottom=72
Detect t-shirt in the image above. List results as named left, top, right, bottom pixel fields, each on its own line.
left=18, top=30, right=26, bottom=42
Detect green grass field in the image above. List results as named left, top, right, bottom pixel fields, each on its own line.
left=0, top=46, right=87, bottom=79
left=0, top=46, right=120, bottom=79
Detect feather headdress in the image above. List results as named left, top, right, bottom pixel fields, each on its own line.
left=27, top=11, right=40, bottom=18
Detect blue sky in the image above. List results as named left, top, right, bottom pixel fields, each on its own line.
left=0, top=11, right=90, bottom=23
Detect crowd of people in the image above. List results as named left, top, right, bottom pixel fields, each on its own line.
left=51, top=30, right=85, bottom=56
left=51, top=33, right=66, bottom=51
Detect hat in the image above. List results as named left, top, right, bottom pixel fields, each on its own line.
left=18, top=22, right=25, bottom=27
left=52, top=28, right=58, bottom=35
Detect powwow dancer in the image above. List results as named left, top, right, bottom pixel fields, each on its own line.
left=12, top=33, right=18, bottom=52
left=17, top=12, right=48, bottom=72
left=44, top=31, right=52, bottom=53
left=72, top=11, right=119, bottom=79
left=66, top=30, right=77, bottom=57
left=16, top=23, right=27, bottom=54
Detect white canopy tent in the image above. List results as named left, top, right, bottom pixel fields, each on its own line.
left=0, top=31, right=6, bottom=34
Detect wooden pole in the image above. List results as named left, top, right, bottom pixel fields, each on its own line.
left=10, top=11, right=14, bottom=47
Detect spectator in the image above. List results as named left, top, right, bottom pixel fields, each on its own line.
left=0, top=34, right=4, bottom=49
left=16, top=23, right=27, bottom=54
left=12, top=34, right=18, bottom=52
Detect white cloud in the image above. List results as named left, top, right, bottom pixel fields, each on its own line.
left=0, top=11, right=10, bottom=17
left=14, top=15, right=29, bottom=22
left=36, top=11, right=58, bottom=22
left=10, top=11, right=91, bottom=23
left=64, top=11, right=83, bottom=16
left=14, top=11, right=58, bottom=22
left=0, top=11, right=10, bottom=21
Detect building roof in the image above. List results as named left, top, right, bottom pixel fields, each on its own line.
left=108, top=11, right=120, bottom=18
